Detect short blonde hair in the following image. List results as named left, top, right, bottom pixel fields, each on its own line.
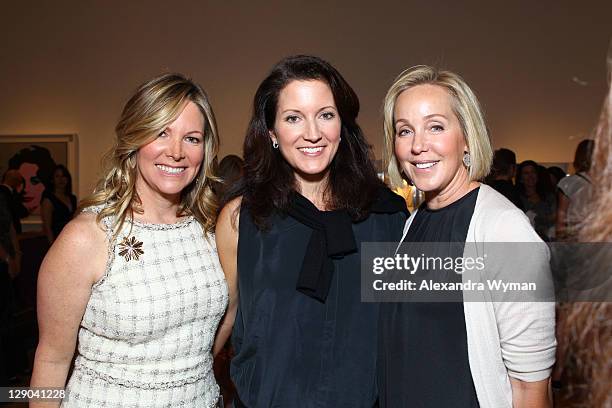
left=383, top=65, right=492, bottom=188
left=81, top=73, right=220, bottom=234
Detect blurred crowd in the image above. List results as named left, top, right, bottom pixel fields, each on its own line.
left=484, top=141, right=594, bottom=243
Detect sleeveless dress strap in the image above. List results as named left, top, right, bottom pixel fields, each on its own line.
left=81, top=205, right=114, bottom=243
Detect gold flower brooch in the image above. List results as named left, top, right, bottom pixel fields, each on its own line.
left=118, top=236, right=144, bottom=261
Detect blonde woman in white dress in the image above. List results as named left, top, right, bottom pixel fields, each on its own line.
left=30, top=73, right=228, bottom=407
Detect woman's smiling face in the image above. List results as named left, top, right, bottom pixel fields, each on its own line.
left=269, top=79, right=341, bottom=188
left=135, top=101, right=205, bottom=202
left=393, top=84, right=468, bottom=197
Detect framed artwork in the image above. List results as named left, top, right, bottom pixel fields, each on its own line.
left=0, top=134, right=78, bottom=231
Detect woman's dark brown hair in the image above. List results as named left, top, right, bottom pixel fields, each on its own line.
left=48, top=164, right=73, bottom=195
left=226, top=55, right=383, bottom=229
left=572, top=139, right=595, bottom=173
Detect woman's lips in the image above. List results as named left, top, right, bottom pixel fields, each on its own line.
left=298, top=146, right=325, bottom=157
left=413, top=160, right=439, bottom=170
left=155, top=164, right=187, bottom=175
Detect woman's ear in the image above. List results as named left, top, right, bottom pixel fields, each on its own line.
left=268, top=130, right=277, bottom=145
left=269, top=130, right=279, bottom=149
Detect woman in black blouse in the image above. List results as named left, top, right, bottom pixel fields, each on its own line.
left=379, top=65, right=555, bottom=407
left=41, top=164, right=77, bottom=243
left=215, top=55, right=406, bottom=407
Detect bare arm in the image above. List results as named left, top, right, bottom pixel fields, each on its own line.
left=212, top=197, right=241, bottom=356
left=30, top=213, right=107, bottom=407
left=510, top=377, right=551, bottom=408
left=41, top=197, right=55, bottom=244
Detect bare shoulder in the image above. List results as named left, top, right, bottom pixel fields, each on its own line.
left=217, top=196, right=242, bottom=235
left=41, top=211, right=108, bottom=284
left=56, top=211, right=107, bottom=247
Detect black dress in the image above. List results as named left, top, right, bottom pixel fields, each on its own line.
left=231, top=191, right=406, bottom=407
left=42, top=190, right=77, bottom=238
left=378, top=188, right=480, bottom=408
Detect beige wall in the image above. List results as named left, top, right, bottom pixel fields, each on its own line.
left=1, top=1, right=610, bottom=197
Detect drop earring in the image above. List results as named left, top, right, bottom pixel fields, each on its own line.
left=462, top=152, right=471, bottom=168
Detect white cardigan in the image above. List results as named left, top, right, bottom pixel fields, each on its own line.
left=399, top=184, right=556, bottom=408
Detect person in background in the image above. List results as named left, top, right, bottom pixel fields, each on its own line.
left=0, top=171, right=26, bottom=384
left=547, top=166, right=566, bottom=189
left=0, top=193, right=19, bottom=384
left=41, top=165, right=77, bottom=244
left=0, top=170, right=28, bottom=234
left=555, top=139, right=594, bottom=241
left=380, top=65, right=556, bottom=407
left=517, top=160, right=557, bottom=240
left=216, top=55, right=407, bottom=407
left=487, top=148, right=522, bottom=208
left=31, top=73, right=228, bottom=407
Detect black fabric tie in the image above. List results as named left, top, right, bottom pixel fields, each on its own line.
left=287, top=193, right=357, bottom=302
left=286, top=188, right=408, bottom=303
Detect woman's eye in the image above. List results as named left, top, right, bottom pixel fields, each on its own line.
left=285, top=115, right=300, bottom=123
left=185, top=136, right=201, bottom=144
left=158, top=130, right=168, bottom=138
left=431, top=125, right=444, bottom=132
left=320, top=111, right=336, bottom=120
left=397, top=128, right=412, bottom=137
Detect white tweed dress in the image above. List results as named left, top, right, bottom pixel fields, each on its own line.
left=61, top=207, right=228, bottom=407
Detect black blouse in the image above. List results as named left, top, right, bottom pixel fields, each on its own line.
left=232, top=196, right=406, bottom=407
left=378, top=187, right=480, bottom=408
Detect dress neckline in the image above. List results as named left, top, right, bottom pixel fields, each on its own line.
left=421, top=187, right=480, bottom=213
left=127, top=216, right=195, bottom=230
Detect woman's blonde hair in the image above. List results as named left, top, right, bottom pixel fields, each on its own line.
left=80, top=73, right=220, bottom=234
left=383, top=65, right=492, bottom=188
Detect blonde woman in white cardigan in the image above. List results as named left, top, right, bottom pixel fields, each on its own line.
left=378, top=65, right=556, bottom=408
